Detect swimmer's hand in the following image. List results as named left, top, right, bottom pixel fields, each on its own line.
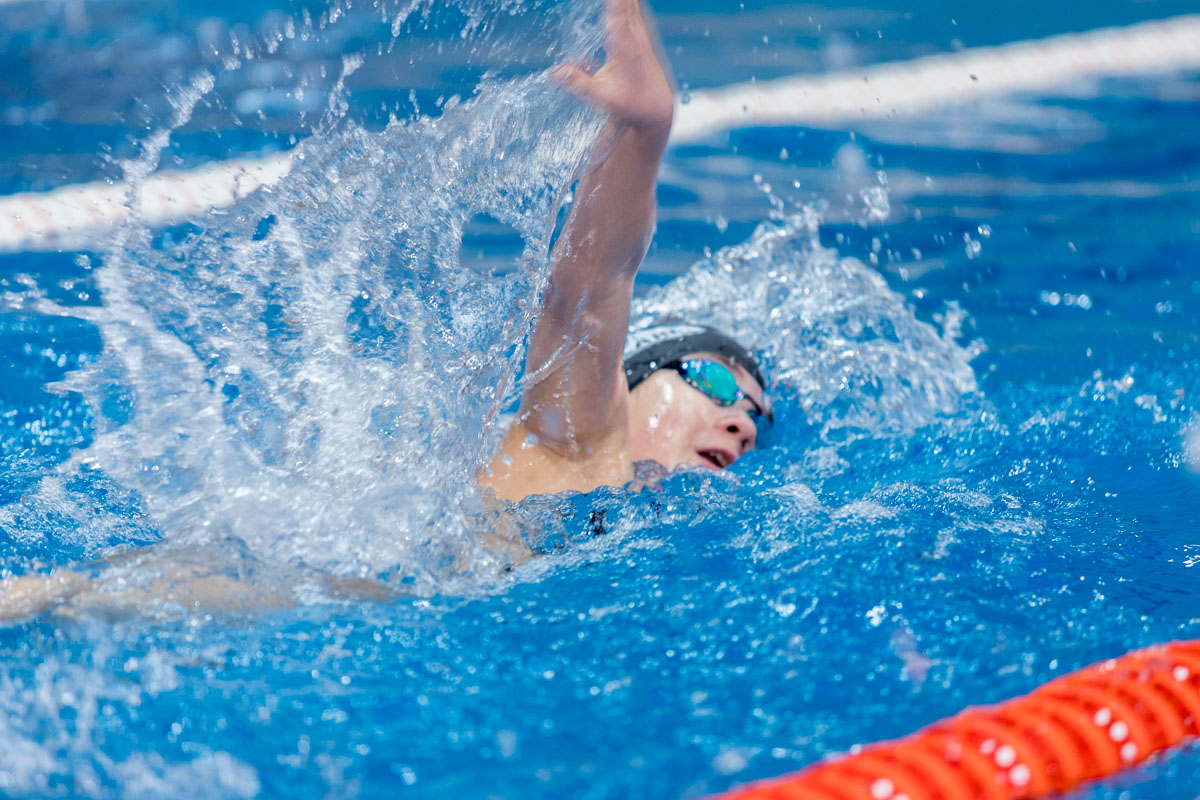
left=549, top=0, right=674, bottom=133
left=0, top=570, right=86, bottom=624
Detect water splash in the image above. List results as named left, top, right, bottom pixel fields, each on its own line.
left=7, top=184, right=983, bottom=598
left=631, top=208, right=980, bottom=445
left=2, top=0, right=608, bottom=594
left=1, top=0, right=983, bottom=601
left=3, top=3, right=1200, bottom=799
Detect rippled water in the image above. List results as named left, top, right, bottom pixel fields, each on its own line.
left=2, top=0, right=1199, bottom=797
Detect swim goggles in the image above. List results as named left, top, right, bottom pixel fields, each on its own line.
left=666, top=358, right=773, bottom=428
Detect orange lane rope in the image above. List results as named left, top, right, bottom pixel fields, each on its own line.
left=712, top=640, right=1200, bottom=800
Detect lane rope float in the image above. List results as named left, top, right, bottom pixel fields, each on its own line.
left=2, top=14, right=1200, bottom=252
left=709, top=639, right=1200, bottom=800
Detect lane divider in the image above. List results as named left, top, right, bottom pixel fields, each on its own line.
left=3, top=14, right=1200, bottom=252
left=672, top=14, right=1200, bottom=141
left=0, top=155, right=293, bottom=253
left=709, top=639, right=1200, bottom=800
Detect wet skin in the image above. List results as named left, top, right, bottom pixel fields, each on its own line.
left=478, top=0, right=761, bottom=503
left=0, top=0, right=691, bottom=621
left=480, top=352, right=767, bottom=502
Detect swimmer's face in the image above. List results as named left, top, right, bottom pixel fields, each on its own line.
left=626, top=353, right=766, bottom=472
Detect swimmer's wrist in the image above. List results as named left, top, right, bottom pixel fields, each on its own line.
left=611, top=112, right=672, bottom=154
left=629, top=109, right=673, bottom=140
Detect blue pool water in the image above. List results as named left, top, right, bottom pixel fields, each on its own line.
left=2, top=0, right=1200, bottom=797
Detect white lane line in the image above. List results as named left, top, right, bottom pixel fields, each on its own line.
left=2, top=14, right=1199, bottom=252
left=671, top=14, right=1200, bottom=142
left=0, top=155, right=293, bottom=252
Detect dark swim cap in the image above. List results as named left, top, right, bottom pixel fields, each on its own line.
left=623, top=323, right=765, bottom=391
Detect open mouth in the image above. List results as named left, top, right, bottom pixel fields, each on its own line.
left=697, top=449, right=733, bottom=469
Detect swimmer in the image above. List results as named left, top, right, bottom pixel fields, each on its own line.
left=480, top=0, right=771, bottom=502
left=0, top=0, right=770, bottom=621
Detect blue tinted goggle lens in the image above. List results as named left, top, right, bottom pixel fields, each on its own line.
left=678, top=360, right=741, bottom=404
left=674, top=360, right=771, bottom=427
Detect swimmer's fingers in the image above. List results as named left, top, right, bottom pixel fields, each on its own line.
left=0, top=571, right=86, bottom=624
left=551, top=0, right=672, bottom=130
left=549, top=61, right=629, bottom=120
left=549, top=58, right=673, bottom=131
left=549, top=62, right=600, bottom=103
left=603, top=0, right=645, bottom=58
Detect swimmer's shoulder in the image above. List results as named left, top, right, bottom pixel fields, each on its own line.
left=478, top=420, right=634, bottom=502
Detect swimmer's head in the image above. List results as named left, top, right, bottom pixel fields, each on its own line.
left=623, top=324, right=770, bottom=472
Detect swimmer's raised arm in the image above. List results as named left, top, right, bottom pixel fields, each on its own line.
left=483, top=0, right=673, bottom=495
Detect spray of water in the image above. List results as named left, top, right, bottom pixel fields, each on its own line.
left=631, top=207, right=980, bottom=443
left=3, top=0, right=608, bottom=595
left=1, top=0, right=980, bottom=603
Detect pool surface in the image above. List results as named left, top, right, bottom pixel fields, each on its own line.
left=1, top=0, right=1199, bottom=797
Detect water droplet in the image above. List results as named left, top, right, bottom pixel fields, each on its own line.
left=860, top=186, right=890, bottom=222
left=963, top=233, right=981, bottom=260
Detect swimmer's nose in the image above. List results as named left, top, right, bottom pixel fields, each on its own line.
left=723, top=414, right=756, bottom=454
